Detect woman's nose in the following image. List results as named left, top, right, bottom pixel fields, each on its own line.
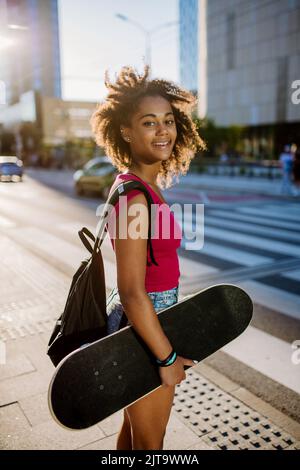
left=156, top=122, right=168, bottom=134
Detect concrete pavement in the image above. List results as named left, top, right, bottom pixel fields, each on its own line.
left=0, top=174, right=300, bottom=450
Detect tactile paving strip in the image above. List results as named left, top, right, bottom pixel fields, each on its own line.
left=174, top=370, right=300, bottom=450
left=0, top=236, right=113, bottom=341
left=0, top=236, right=69, bottom=341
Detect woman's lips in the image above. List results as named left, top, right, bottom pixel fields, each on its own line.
left=152, top=140, right=171, bottom=149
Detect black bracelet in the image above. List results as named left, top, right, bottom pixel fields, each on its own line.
left=156, top=349, right=174, bottom=365
left=158, top=351, right=177, bottom=367
left=156, top=349, right=177, bottom=367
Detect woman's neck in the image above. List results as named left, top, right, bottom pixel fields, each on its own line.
left=126, top=167, right=159, bottom=186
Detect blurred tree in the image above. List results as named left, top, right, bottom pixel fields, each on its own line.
left=194, top=117, right=245, bottom=159
left=194, top=118, right=225, bottom=157
left=0, top=131, right=16, bottom=155
left=19, top=122, right=41, bottom=165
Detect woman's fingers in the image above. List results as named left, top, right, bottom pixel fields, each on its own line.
left=159, top=357, right=199, bottom=386
left=181, top=357, right=198, bottom=367
left=180, top=357, right=199, bottom=372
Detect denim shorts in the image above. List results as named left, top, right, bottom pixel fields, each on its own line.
left=106, top=286, right=179, bottom=335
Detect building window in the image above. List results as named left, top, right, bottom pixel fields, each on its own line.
left=226, top=12, right=236, bottom=70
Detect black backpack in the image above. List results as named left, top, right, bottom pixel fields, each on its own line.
left=47, top=179, right=158, bottom=366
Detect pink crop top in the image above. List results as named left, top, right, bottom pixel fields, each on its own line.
left=107, top=173, right=182, bottom=292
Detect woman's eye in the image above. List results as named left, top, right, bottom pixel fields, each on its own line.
left=143, top=120, right=175, bottom=127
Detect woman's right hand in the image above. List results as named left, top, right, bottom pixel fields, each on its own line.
left=159, top=356, right=196, bottom=387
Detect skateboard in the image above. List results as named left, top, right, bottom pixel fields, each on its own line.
left=48, top=284, right=253, bottom=430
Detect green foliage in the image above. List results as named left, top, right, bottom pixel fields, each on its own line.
left=0, top=130, right=16, bottom=155
left=194, top=117, right=246, bottom=157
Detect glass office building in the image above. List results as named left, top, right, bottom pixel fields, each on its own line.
left=200, top=0, right=300, bottom=154
left=3, top=0, right=61, bottom=105
left=179, top=0, right=199, bottom=93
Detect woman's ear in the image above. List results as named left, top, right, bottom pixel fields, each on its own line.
left=120, top=126, right=131, bottom=143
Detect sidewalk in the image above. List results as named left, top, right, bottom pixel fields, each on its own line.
left=1, top=233, right=300, bottom=450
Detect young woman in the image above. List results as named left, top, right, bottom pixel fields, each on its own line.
left=91, top=66, right=205, bottom=450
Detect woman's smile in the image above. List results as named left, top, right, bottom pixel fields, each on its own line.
left=152, top=139, right=172, bottom=149
left=151, top=141, right=172, bottom=158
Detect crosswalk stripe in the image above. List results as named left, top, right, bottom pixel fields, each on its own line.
left=195, top=225, right=300, bottom=257
left=187, top=240, right=273, bottom=266
left=179, top=257, right=219, bottom=278
left=222, top=325, right=300, bottom=394
left=237, top=206, right=300, bottom=223
left=265, top=204, right=300, bottom=215
left=204, top=215, right=300, bottom=243
left=238, top=279, right=300, bottom=321
left=281, top=269, right=300, bottom=282
left=209, top=209, right=300, bottom=231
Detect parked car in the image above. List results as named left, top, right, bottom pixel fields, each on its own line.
left=0, top=156, right=23, bottom=182
left=73, top=156, right=116, bottom=198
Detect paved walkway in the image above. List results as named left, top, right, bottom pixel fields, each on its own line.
left=1, top=232, right=300, bottom=450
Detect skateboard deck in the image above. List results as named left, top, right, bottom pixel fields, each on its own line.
left=48, top=284, right=253, bottom=429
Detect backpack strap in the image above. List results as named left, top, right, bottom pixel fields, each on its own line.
left=93, top=180, right=158, bottom=266
left=78, top=227, right=95, bottom=255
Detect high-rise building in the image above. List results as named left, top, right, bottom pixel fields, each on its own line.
left=179, top=0, right=198, bottom=93
left=3, top=0, right=61, bottom=105
left=198, top=0, right=300, bottom=154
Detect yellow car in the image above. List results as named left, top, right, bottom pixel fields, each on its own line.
left=73, top=157, right=116, bottom=198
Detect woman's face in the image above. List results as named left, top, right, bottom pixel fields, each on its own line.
left=121, top=95, right=177, bottom=164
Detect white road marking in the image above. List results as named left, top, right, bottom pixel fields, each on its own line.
left=209, top=209, right=300, bottom=231
left=222, top=325, right=300, bottom=394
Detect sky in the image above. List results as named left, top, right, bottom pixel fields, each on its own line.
left=58, top=0, right=179, bottom=103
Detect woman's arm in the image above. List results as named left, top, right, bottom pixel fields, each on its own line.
left=114, top=192, right=194, bottom=386
left=114, top=192, right=172, bottom=360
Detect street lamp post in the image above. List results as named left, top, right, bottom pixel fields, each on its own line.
left=116, top=13, right=178, bottom=74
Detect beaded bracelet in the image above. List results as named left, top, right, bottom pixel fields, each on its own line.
left=156, top=349, right=177, bottom=367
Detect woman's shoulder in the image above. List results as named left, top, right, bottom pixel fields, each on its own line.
left=112, top=172, right=140, bottom=186
left=115, top=173, right=142, bottom=183
left=110, top=173, right=142, bottom=192
left=111, top=173, right=161, bottom=201
left=108, top=173, right=148, bottom=207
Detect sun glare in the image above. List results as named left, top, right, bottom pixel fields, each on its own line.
left=0, top=36, right=15, bottom=51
